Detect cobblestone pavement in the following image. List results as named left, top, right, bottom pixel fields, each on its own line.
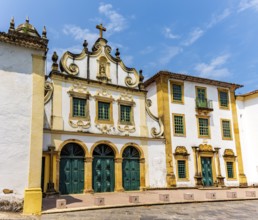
left=1, top=200, right=258, bottom=220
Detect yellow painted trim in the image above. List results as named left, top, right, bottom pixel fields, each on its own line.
left=57, top=139, right=89, bottom=157
left=117, top=100, right=135, bottom=126
left=68, top=91, right=90, bottom=121
left=51, top=79, right=63, bottom=130
left=170, top=80, right=184, bottom=104
left=90, top=140, right=120, bottom=159
left=95, top=97, right=114, bottom=125
left=220, top=118, right=233, bottom=140
left=224, top=158, right=237, bottom=181
left=23, top=54, right=45, bottom=215
left=157, top=77, right=176, bottom=187
left=229, top=89, right=247, bottom=186
left=172, top=113, right=186, bottom=137
left=175, top=156, right=189, bottom=182
left=196, top=115, right=211, bottom=139
left=217, top=88, right=230, bottom=110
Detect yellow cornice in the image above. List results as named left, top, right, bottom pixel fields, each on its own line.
left=43, top=128, right=165, bottom=141
left=49, top=72, right=146, bottom=95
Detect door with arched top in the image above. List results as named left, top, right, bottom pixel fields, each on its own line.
left=122, top=146, right=140, bottom=191
left=59, top=143, right=85, bottom=194
left=93, top=144, right=115, bottom=192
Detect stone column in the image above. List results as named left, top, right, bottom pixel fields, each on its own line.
left=140, top=158, right=146, bottom=190
left=115, top=158, right=124, bottom=192
left=84, top=157, right=93, bottom=193
left=45, top=146, right=58, bottom=196
left=214, top=147, right=225, bottom=187
left=192, top=146, right=202, bottom=187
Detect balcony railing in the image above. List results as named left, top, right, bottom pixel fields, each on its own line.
left=195, top=98, right=213, bottom=110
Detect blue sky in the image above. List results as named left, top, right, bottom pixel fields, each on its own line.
left=1, top=0, right=258, bottom=94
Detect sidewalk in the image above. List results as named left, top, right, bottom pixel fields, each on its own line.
left=42, top=187, right=258, bottom=214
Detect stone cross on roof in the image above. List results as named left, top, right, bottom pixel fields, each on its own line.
left=96, top=24, right=106, bottom=38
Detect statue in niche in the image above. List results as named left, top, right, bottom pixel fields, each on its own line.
left=99, top=63, right=106, bottom=77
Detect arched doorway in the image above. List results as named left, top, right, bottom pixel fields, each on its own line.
left=59, top=143, right=85, bottom=194
left=93, top=144, right=115, bottom=192
left=122, top=146, right=140, bottom=191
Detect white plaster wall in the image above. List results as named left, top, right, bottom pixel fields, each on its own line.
left=43, top=133, right=167, bottom=187
left=0, top=43, right=41, bottom=196
left=237, top=97, right=258, bottom=185
left=168, top=80, right=239, bottom=187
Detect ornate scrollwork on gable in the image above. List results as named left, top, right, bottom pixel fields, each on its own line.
left=174, top=146, right=189, bottom=156
left=60, top=50, right=87, bottom=75
left=145, top=99, right=164, bottom=138
left=199, top=144, right=213, bottom=152
left=44, top=81, right=53, bottom=104
left=223, top=149, right=236, bottom=158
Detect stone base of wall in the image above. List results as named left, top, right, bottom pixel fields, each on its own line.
left=0, top=196, right=23, bottom=212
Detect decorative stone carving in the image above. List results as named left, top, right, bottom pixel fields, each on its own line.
left=223, top=149, right=236, bottom=158
left=69, top=120, right=91, bottom=131
left=44, top=81, right=53, bottom=104
left=118, top=92, right=134, bottom=103
left=96, top=56, right=111, bottom=83
left=174, top=146, right=188, bottom=155
left=117, top=125, right=136, bottom=136
left=145, top=99, right=164, bottom=138
left=69, top=82, right=90, bottom=95
left=199, top=144, right=213, bottom=152
left=95, top=89, right=113, bottom=99
left=95, top=124, right=114, bottom=134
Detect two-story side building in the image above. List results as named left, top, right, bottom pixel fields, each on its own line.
left=145, top=71, right=247, bottom=188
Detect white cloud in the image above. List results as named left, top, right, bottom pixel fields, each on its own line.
left=163, top=27, right=180, bottom=39
left=238, top=0, right=258, bottom=12
left=183, top=28, right=204, bottom=46
left=194, top=54, right=231, bottom=79
left=98, top=3, right=127, bottom=34
left=63, top=25, right=99, bottom=47
left=159, top=46, right=183, bottom=65
left=207, top=9, right=231, bottom=28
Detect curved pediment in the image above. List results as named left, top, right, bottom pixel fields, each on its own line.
left=58, top=25, right=143, bottom=89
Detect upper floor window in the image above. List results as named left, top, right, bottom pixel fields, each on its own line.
left=173, top=114, right=186, bottom=136
left=198, top=117, right=210, bottom=138
left=221, top=119, right=232, bottom=140
left=171, top=81, right=184, bottom=104
left=98, top=101, right=110, bottom=120
left=73, top=98, right=86, bottom=117
left=218, top=89, right=229, bottom=109
left=120, top=105, right=131, bottom=123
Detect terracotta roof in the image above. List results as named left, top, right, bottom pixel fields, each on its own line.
left=237, top=90, right=258, bottom=97
left=144, top=71, right=243, bottom=90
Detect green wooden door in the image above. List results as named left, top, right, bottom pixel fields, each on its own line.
left=122, top=146, right=140, bottom=191
left=59, top=143, right=85, bottom=194
left=201, top=157, right=213, bottom=186
left=93, top=144, right=115, bottom=192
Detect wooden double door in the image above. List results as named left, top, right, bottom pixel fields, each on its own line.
left=59, top=143, right=85, bottom=194
left=201, top=157, right=213, bottom=186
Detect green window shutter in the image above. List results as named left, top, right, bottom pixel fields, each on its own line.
left=174, top=115, right=184, bottom=135
left=120, top=105, right=131, bottom=122
left=172, top=84, right=182, bottom=102
left=73, top=98, right=86, bottom=117
left=222, top=120, right=231, bottom=138
left=98, top=102, right=110, bottom=120
left=220, top=91, right=229, bottom=108
left=227, top=162, right=234, bottom=178
left=199, top=118, right=209, bottom=136
left=178, top=160, right=186, bottom=178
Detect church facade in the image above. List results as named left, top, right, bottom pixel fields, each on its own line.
left=0, top=19, right=257, bottom=215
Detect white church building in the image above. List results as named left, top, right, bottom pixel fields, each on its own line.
left=0, top=19, right=258, bottom=214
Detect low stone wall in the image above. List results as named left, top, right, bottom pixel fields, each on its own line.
left=0, top=195, right=23, bottom=212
